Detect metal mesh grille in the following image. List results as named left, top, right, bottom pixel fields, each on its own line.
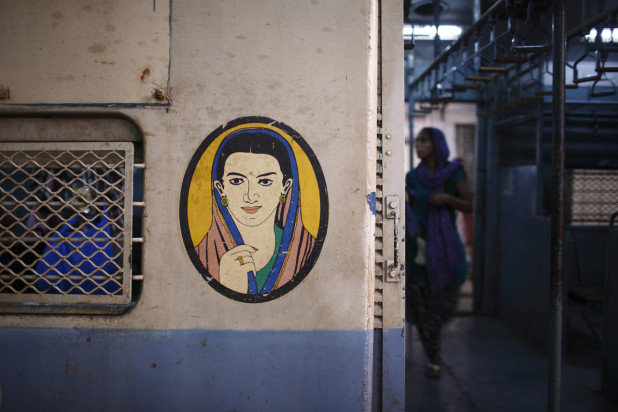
left=0, top=142, right=133, bottom=307
left=565, top=169, right=618, bottom=225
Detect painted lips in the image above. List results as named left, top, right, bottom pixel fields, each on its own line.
left=241, top=206, right=262, bottom=214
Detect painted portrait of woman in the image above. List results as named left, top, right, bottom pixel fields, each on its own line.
left=180, top=117, right=328, bottom=302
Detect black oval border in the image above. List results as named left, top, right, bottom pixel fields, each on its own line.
left=179, top=116, right=329, bottom=303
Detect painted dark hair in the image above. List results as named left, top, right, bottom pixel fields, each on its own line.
left=215, top=131, right=292, bottom=184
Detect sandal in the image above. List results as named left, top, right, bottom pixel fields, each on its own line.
left=425, top=363, right=441, bottom=379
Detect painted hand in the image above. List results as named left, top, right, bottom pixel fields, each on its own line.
left=219, top=245, right=258, bottom=293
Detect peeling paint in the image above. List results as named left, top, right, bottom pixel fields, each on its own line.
left=366, top=192, right=376, bottom=215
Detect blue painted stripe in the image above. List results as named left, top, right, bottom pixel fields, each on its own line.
left=382, top=328, right=405, bottom=411
left=0, top=327, right=396, bottom=412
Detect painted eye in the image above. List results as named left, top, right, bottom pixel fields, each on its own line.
left=229, top=178, right=244, bottom=185
left=258, top=178, right=273, bottom=186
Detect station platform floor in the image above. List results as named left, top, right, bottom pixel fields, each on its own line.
left=405, top=315, right=618, bottom=411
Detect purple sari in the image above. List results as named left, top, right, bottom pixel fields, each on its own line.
left=415, top=127, right=465, bottom=297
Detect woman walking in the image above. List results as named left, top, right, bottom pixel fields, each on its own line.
left=406, top=127, right=472, bottom=379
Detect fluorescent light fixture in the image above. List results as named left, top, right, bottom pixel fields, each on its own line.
left=585, top=27, right=618, bottom=43
left=403, top=24, right=462, bottom=41
left=404, top=24, right=414, bottom=42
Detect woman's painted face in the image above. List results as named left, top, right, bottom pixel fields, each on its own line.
left=414, top=130, right=434, bottom=160
left=215, top=152, right=292, bottom=227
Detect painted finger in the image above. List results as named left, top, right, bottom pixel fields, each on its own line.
left=234, top=251, right=254, bottom=264
left=230, top=245, right=259, bottom=256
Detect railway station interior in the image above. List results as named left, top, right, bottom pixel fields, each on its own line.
left=403, top=0, right=618, bottom=410
left=0, top=0, right=618, bottom=411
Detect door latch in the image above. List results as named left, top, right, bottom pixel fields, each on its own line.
left=384, top=196, right=401, bottom=282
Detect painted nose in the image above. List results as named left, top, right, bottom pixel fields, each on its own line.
left=243, top=183, right=258, bottom=203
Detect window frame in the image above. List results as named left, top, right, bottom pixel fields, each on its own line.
left=0, top=116, right=143, bottom=314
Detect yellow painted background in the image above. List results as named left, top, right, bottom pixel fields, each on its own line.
left=187, top=122, right=322, bottom=247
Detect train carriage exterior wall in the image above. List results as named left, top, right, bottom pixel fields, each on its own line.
left=0, top=1, right=405, bottom=411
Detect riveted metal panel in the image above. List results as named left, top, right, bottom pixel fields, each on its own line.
left=0, top=0, right=170, bottom=104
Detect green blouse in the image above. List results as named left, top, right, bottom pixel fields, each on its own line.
left=255, top=225, right=283, bottom=292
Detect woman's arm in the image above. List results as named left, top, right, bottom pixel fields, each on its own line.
left=428, top=179, right=473, bottom=213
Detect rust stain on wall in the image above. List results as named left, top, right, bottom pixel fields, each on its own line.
left=140, top=68, right=151, bottom=82
left=152, top=88, right=166, bottom=101
left=0, top=86, right=10, bottom=100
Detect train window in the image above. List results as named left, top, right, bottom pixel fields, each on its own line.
left=0, top=119, right=143, bottom=314
left=565, top=169, right=618, bottom=225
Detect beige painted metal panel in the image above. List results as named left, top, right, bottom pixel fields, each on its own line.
left=380, top=0, right=406, bottom=330
left=165, top=0, right=378, bottom=331
left=0, top=0, right=380, bottom=332
left=0, top=0, right=169, bottom=104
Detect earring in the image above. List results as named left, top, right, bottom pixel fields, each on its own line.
left=279, top=194, right=286, bottom=204
left=221, top=195, right=229, bottom=206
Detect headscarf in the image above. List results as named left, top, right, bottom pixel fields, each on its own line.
left=415, top=127, right=464, bottom=297
left=196, top=129, right=315, bottom=294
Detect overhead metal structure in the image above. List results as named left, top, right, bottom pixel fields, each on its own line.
left=410, top=0, right=618, bottom=111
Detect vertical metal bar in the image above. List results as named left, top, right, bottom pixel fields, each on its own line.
left=474, top=0, right=481, bottom=22
left=408, top=98, right=415, bottom=164
left=536, top=55, right=546, bottom=215
left=407, top=55, right=416, bottom=164
left=373, top=2, right=384, bottom=410
left=393, top=211, right=399, bottom=267
left=472, top=113, right=487, bottom=313
left=123, top=144, right=135, bottom=298
left=433, top=0, right=441, bottom=59
left=483, top=114, right=499, bottom=314
left=549, top=0, right=565, bottom=410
